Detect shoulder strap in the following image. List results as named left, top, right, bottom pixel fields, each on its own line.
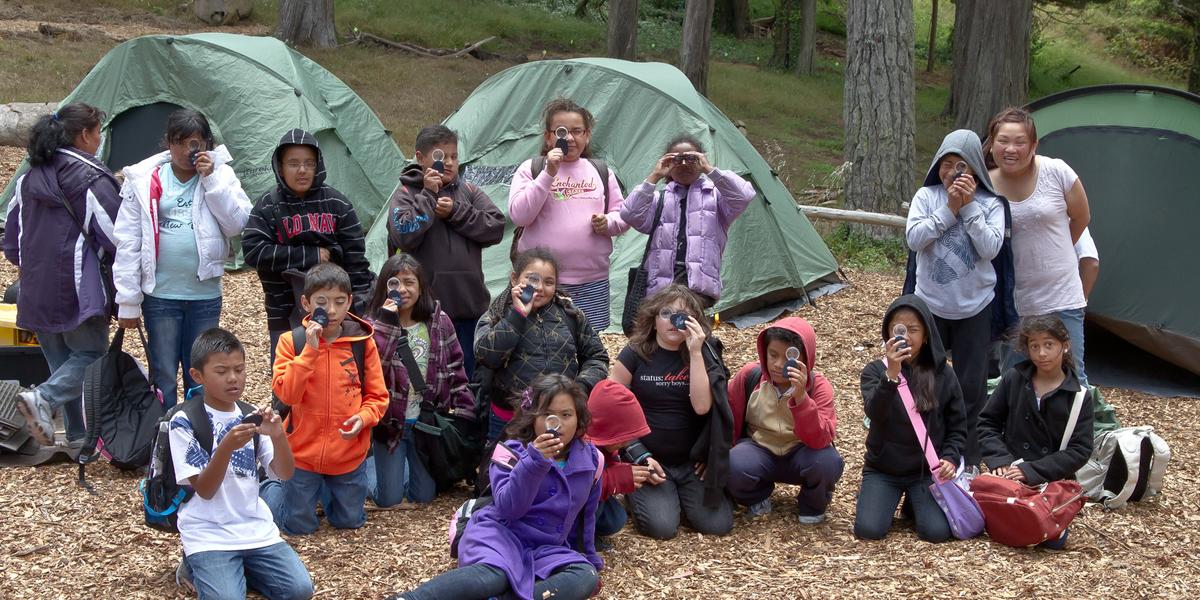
left=744, top=365, right=762, bottom=405
left=352, top=339, right=366, bottom=391
left=183, top=399, right=215, bottom=455
left=291, top=325, right=306, bottom=356
left=588, top=159, right=611, bottom=213
left=592, top=445, right=604, bottom=482
left=235, top=400, right=261, bottom=462
left=531, top=156, right=546, bottom=179
left=391, top=330, right=426, bottom=392
left=638, top=191, right=665, bottom=269
left=887, top=359, right=942, bottom=477
left=1060, top=388, right=1086, bottom=452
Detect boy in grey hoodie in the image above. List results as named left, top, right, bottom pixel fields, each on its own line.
left=904, top=129, right=1004, bottom=469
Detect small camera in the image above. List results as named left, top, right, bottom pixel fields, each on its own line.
left=312, top=306, right=329, bottom=327
left=240, top=413, right=263, bottom=427
left=674, top=153, right=698, bottom=166
left=431, top=148, right=446, bottom=174
left=619, top=440, right=653, bottom=466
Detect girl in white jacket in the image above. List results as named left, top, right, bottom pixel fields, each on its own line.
left=113, top=109, right=251, bottom=407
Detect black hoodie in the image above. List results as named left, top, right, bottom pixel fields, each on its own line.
left=242, top=129, right=374, bottom=331
left=386, top=162, right=505, bottom=320
left=859, top=295, right=967, bottom=478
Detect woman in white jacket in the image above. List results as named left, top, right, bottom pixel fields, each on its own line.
left=113, top=109, right=251, bottom=407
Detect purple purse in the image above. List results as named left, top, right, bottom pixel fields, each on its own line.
left=892, top=362, right=985, bottom=540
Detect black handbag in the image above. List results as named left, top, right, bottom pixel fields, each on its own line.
left=621, top=191, right=664, bottom=336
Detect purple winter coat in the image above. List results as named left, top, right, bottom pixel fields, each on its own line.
left=620, top=168, right=755, bottom=300
left=370, top=301, right=474, bottom=449
left=459, top=438, right=604, bottom=600
left=3, top=148, right=120, bottom=333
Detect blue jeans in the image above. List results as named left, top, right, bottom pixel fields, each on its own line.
left=394, top=562, right=598, bottom=600
left=1005, top=308, right=1087, bottom=386
left=369, top=423, right=436, bottom=507
left=487, top=408, right=509, bottom=443
left=595, top=496, right=627, bottom=538
left=453, top=317, right=478, bottom=382
left=33, top=316, right=109, bottom=441
left=269, top=462, right=368, bottom=535
left=142, top=295, right=222, bottom=408
left=186, top=541, right=313, bottom=600
left=854, top=469, right=951, bottom=542
left=728, top=441, right=844, bottom=516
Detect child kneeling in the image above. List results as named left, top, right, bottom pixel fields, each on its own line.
left=386, top=375, right=603, bottom=600
left=270, top=263, right=389, bottom=535
left=172, top=328, right=313, bottom=600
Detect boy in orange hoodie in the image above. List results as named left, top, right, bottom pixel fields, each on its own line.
left=271, top=263, right=389, bottom=535
left=726, top=317, right=844, bottom=524
left=586, top=380, right=665, bottom=548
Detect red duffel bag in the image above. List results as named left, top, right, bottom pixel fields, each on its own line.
left=971, top=473, right=1086, bottom=547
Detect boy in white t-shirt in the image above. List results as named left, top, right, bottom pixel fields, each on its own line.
left=170, top=327, right=314, bottom=600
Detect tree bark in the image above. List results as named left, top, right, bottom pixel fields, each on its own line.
left=1185, top=11, right=1200, bottom=94
left=843, top=0, right=915, bottom=233
left=794, top=0, right=816, bottom=75
left=274, top=0, right=336, bottom=48
left=715, top=0, right=749, bottom=38
left=681, top=0, right=716, bottom=95
left=607, top=0, right=640, bottom=60
left=0, top=102, right=57, bottom=148
left=946, top=0, right=1033, bottom=136
left=769, top=0, right=794, bottom=69
left=926, top=0, right=938, bottom=72
left=575, top=0, right=590, bottom=18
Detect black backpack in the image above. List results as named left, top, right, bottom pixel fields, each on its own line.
left=141, top=397, right=260, bottom=534
left=77, top=327, right=163, bottom=490
left=271, top=325, right=365, bottom=431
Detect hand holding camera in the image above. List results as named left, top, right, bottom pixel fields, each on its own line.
left=423, top=167, right=443, bottom=194
left=188, top=140, right=214, bottom=177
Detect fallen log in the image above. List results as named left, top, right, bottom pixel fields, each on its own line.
left=0, top=103, right=58, bottom=148
left=350, top=31, right=497, bottom=60
left=798, top=204, right=907, bottom=229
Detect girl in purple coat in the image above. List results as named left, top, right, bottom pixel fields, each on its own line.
left=388, top=374, right=603, bottom=600
left=620, top=135, right=755, bottom=310
left=365, top=254, right=474, bottom=507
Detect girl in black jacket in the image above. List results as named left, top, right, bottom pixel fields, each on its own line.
left=979, top=315, right=1093, bottom=485
left=855, top=295, right=967, bottom=542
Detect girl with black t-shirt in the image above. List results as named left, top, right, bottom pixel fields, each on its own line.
left=610, top=284, right=733, bottom=540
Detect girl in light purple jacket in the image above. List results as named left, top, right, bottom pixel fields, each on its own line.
left=620, top=135, right=755, bottom=309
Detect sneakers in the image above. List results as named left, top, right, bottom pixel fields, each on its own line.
left=175, top=558, right=195, bottom=593
left=747, top=499, right=773, bottom=517
left=15, top=389, right=54, bottom=446
left=798, top=513, right=826, bottom=525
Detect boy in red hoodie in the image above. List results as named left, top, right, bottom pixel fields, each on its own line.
left=586, top=380, right=665, bottom=546
left=726, top=317, right=844, bottom=523
left=270, top=263, right=389, bottom=535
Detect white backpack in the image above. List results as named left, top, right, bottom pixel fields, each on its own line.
left=1076, top=426, right=1170, bottom=509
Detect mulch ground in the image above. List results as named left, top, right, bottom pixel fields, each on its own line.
left=0, top=253, right=1197, bottom=598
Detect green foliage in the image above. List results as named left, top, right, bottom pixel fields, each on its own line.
left=1086, top=0, right=1192, bottom=80
left=822, top=225, right=907, bottom=272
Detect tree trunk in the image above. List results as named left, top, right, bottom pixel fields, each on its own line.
left=946, top=0, right=1033, bottom=136
left=794, top=0, right=816, bottom=75
left=926, top=0, right=938, bottom=72
left=714, top=0, right=749, bottom=38
left=274, top=0, right=336, bottom=48
left=0, top=102, right=57, bottom=148
left=575, top=0, right=590, bottom=19
left=1188, top=14, right=1200, bottom=94
left=681, top=0, right=716, bottom=95
left=843, top=0, right=915, bottom=233
left=769, top=0, right=794, bottom=69
left=607, top=0, right=640, bottom=60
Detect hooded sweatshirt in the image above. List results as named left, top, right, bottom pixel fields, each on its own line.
left=905, top=129, right=1006, bottom=320
left=859, top=295, right=967, bottom=478
left=727, top=317, right=836, bottom=455
left=242, top=129, right=374, bottom=332
left=387, top=162, right=505, bottom=320
left=586, top=379, right=652, bottom=500
left=272, top=312, right=389, bottom=476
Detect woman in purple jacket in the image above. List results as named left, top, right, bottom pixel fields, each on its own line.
left=3, top=103, right=120, bottom=446
left=387, top=374, right=603, bottom=600
left=620, top=135, right=755, bottom=310
left=364, top=253, right=473, bottom=507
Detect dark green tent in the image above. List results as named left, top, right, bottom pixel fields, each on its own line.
left=1027, top=84, right=1200, bottom=377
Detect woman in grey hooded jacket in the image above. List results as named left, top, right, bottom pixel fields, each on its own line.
left=904, top=129, right=1005, bottom=469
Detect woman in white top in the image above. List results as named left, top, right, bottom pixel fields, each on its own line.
left=985, top=107, right=1091, bottom=384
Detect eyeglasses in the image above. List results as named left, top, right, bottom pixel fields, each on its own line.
left=550, top=128, right=588, bottom=137
left=285, top=160, right=318, bottom=171
left=658, top=308, right=684, bottom=320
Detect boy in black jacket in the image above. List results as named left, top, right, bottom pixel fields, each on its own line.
left=243, top=129, right=374, bottom=358
left=387, top=125, right=505, bottom=379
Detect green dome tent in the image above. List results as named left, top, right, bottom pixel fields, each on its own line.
left=1026, top=84, right=1200, bottom=379
left=366, top=58, right=840, bottom=330
left=2, top=32, right=406, bottom=265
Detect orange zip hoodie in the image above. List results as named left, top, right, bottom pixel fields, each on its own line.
left=272, top=313, right=389, bottom=476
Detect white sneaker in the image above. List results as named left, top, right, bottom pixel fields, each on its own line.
left=798, top=513, right=826, bottom=525
left=747, top=499, right=772, bottom=517
left=15, top=389, right=54, bottom=446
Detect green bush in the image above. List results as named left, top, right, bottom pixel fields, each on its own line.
left=822, top=225, right=907, bottom=272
